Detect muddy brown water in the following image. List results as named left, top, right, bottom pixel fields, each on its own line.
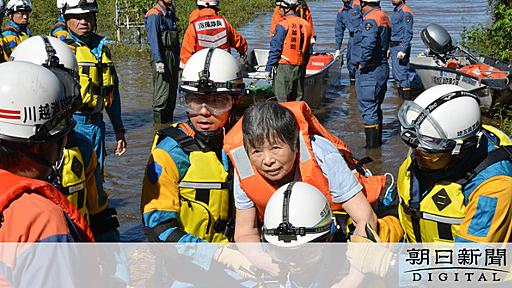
left=109, top=0, right=490, bottom=241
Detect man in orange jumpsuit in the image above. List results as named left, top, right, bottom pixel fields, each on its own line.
left=180, top=0, right=248, bottom=68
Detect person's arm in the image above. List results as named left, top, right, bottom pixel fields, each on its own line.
left=266, top=24, right=287, bottom=72
left=103, top=53, right=126, bottom=156
left=311, top=136, right=377, bottom=235
left=455, top=176, right=512, bottom=242
left=335, top=11, right=346, bottom=50
left=145, top=13, right=163, bottom=63
left=401, top=11, right=414, bottom=53
left=180, top=24, right=197, bottom=69
left=227, top=21, right=248, bottom=55
left=359, top=19, right=378, bottom=70
left=233, top=169, right=261, bottom=242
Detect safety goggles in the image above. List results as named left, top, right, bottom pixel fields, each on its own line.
left=182, top=93, right=233, bottom=115
left=398, top=100, right=454, bottom=153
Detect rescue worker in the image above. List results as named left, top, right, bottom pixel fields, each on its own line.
left=51, top=0, right=127, bottom=178
left=335, top=0, right=362, bottom=84
left=266, top=0, right=313, bottom=102
left=0, top=1, right=10, bottom=62
left=270, top=0, right=314, bottom=42
left=141, top=48, right=256, bottom=280
left=0, top=61, right=93, bottom=243
left=224, top=101, right=384, bottom=245
left=180, top=0, right=248, bottom=68
left=10, top=35, right=121, bottom=242
left=145, top=0, right=180, bottom=124
left=346, top=85, right=512, bottom=278
left=2, top=0, right=31, bottom=52
left=390, top=0, right=417, bottom=99
left=353, top=0, right=390, bottom=148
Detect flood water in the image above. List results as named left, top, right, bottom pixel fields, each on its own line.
left=110, top=0, right=490, bottom=241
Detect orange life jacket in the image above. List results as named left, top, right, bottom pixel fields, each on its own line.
left=192, top=14, right=230, bottom=51
left=224, top=101, right=386, bottom=221
left=278, top=16, right=312, bottom=66
left=0, top=170, right=94, bottom=242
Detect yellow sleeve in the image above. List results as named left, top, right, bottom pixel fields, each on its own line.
left=141, top=148, right=181, bottom=215
left=456, top=176, right=512, bottom=242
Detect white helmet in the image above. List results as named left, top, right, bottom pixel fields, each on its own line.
left=0, top=0, right=5, bottom=15
left=9, top=35, right=81, bottom=111
left=197, top=0, right=219, bottom=8
left=9, top=36, right=78, bottom=75
left=5, top=0, right=31, bottom=15
left=361, top=0, right=380, bottom=2
left=277, top=0, right=299, bottom=8
left=180, top=48, right=244, bottom=95
left=0, top=62, right=76, bottom=143
left=60, top=0, right=98, bottom=15
left=398, top=84, right=482, bottom=155
left=262, top=182, right=334, bottom=247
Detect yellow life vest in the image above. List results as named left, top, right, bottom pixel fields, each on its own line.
left=61, top=145, right=90, bottom=224
left=153, top=123, right=233, bottom=242
left=397, top=125, right=512, bottom=243
left=73, top=44, right=115, bottom=113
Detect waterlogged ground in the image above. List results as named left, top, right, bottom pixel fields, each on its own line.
left=107, top=0, right=490, bottom=241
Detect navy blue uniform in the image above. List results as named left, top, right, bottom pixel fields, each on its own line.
left=335, top=0, right=362, bottom=78
left=390, top=2, right=417, bottom=93
left=353, top=6, right=390, bottom=129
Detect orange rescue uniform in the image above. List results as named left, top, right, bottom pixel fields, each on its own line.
left=270, top=4, right=315, bottom=39
left=180, top=8, right=248, bottom=67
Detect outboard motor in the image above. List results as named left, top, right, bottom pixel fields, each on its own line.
left=420, top=24, right=453, bottom=55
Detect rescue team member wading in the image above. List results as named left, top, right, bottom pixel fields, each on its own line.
left=0, top=61, right=93, bottom=243
left=141, top=48, right=257, bottom=280
left=266, top=0, right=313, bottom=102
left=51, top=0, right=127, bottom=180
left=352, top=0, right=390, bottom=149
left=180, top=0, right=248, bottom=68
left=2, top=0, right=31, bottom=52
left=390, top=0, right=417, bottom=99
left=10, top=35, right=120, bottom=242
left=145, top=0, right=180, bottom=124
left=335, top=0, right=362, bottom=84
left=224, top=101, right=386, bottom=246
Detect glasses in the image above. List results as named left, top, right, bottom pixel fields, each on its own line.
left=182, top=93, right=233, bottom=115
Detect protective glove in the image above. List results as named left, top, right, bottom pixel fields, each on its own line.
left=334, top=50, right=341, bottom=60
left=214, top=246, right=257, bottom=280
left=397, top=51, right=406, bottom=60
left=346, top=224, right=394, bottom=277
left=387, top=50, right=391, bottom=59
left=377, top=216, right=404, bottom=243
left=310, top=36, right=316, bottom=45
left=155, top=62, right=165, bottom=74
left=264, top=71, right=272, bottom=81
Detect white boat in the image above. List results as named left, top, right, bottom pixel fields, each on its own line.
left=410, top=24, right=511, bottom=112
left=243, top=48, right=335, bottom=108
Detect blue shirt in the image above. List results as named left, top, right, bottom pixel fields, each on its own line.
left=352, top=6, right=390, bottom=69
left=144, top=1, right=178, bottom=63
left=390, top=2, right=414, bottom=52
left=335, top=1, right=362, bottom=50
left=234, top=135, right=363, bottom=209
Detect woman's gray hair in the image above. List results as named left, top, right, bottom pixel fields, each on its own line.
left=242, top=101, right=299, bottom=152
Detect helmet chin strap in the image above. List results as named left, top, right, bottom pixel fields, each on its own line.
left=15, top=144, right=65, bottom=184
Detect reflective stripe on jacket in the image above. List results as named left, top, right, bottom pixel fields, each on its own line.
left=143, top=122, right=232, bottom=242
left=224, top=101, right=386, bottom=221
left=397, top=125, right=512, bottom=243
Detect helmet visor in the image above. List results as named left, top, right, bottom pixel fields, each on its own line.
left=182, top=93, right=233, bottom=115
left=398, top=100, right=451, bottom=152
